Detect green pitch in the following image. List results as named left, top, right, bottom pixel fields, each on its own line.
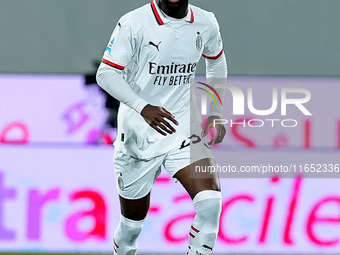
left=0, top=254, right=115, bottom=255
left=0, top=253, right=316, bottom=255
left=0, top=253, right=258, bottom=255
left=0, top=253, right=227, bottom=255
left=2, top=253, right=180, bottom=255
left=0, top=253, right=187, bottom=255
left=0, top=253, right=327, bottom=255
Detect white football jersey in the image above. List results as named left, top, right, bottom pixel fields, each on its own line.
left=101, top=0, right=224, bottom=159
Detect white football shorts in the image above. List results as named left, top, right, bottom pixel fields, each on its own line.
left=113, top=128, right=214, bottom=200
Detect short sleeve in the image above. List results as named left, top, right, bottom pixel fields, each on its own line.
left=202, top=14, right=224, bottom=60
left=102, top=17, right=140, bottom=70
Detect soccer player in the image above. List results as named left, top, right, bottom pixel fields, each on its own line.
left=96, top=0, right=227, bottom=254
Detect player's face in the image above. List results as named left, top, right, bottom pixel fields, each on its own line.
left=165, top=0, right=187, bottom=6
left=158, top=0, right=189, bottom=18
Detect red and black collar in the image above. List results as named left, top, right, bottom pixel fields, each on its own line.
left=151, top=0, right=194, bottom=26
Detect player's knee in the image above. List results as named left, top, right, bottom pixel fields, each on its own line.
left=114, top=215, right=145, bottom=255
left=193, top=190, right=222, bottom=218
left=194, top=190, right=222, bottom=231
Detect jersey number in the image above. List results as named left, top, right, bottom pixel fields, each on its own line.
left=179, top=134, right=201, bottom=150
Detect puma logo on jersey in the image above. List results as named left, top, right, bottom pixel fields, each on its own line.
left=149, top=41, right=161, bottom=51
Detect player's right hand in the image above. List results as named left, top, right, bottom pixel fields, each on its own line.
left=141, top=104, right=179, bottom=136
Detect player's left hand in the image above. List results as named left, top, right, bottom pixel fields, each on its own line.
left=202, top=116, right=226, bottom=145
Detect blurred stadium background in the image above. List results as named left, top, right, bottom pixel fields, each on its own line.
left=0, top=0, right=339, bottom=254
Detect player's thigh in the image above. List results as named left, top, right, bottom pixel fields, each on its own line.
left=164, top=126, right=220, bottom=199
left=114, top=150, right=163, bottom=220
left=119, top=193, right=151, bottom=221
left=174, top=158, right=221, bottom=200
